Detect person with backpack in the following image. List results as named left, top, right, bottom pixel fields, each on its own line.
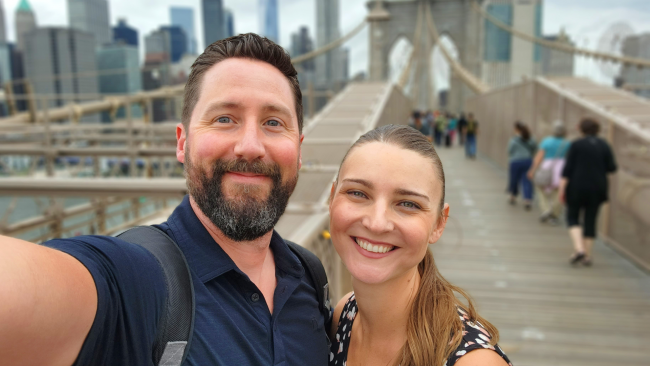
left=560, top=118, right=617, bottom=267
left=507, top=121, right=537, bottom=210
left=0, top=34, right=331, bottom=366
left=527, top=121, right=571, bottom=225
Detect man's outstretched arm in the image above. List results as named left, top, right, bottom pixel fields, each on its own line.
left=0, top=235, right=97, bottom=366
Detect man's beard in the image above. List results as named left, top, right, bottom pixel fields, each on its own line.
left=185, top=154, right=298, bottom=242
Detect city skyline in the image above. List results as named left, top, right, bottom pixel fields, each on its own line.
left=0, top=0, right=649, bottom=84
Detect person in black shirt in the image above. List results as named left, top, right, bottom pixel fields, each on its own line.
left=560, top=118, right=617, bottom=266
left=457, top=113, right=467, bottom=145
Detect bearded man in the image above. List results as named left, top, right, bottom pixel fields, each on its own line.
left=0, top=34, right=330, bottom=366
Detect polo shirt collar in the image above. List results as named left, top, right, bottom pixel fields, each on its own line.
left=166, top=196, right=304, bottom=283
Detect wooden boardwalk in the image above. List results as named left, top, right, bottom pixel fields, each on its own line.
left=432, top=146, right=650, bottom=366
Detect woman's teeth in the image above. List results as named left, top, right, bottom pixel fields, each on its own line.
left=355, top=238, right=394, bottom=254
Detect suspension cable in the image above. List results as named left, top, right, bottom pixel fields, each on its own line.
left=472, top=0, right=650, bottom=69
left=426, top=2, right=490, bottom=94
left=397, top=1, right=425, bottom=89
left=291, top=20, right=367, bottom=65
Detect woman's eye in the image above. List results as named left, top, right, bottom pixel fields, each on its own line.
left=266, top=119, right=281, bottom=127
left=348, top=191, right=367, bottom=199
left=216, top=117, right=231, bottom=124
left=400, top=201, right=420, bottom=209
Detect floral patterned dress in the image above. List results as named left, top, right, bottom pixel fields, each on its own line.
left=329, top=293, right=513, bottom=366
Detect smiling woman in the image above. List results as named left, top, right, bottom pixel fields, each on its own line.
left=327, top=125, right=512, bottom=366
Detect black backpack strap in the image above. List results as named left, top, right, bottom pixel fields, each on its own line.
left=117, top=226, right=195, bottom=366
left=285, top=240, right=332, bottom=331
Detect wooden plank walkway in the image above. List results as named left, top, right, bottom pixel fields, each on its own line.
left=432, top=146, right=650, bottom=366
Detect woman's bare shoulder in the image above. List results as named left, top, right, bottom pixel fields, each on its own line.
left=454, top=349, right=510, bottom=366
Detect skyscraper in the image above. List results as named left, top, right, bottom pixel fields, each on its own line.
left=0, top=0, right=6, bottom=43
left=97, top=43, right=141, bottom=121
left=145, top=28, right=171, bottom=63
left=15, top=0, right=37, bottom=51
left=162, top=26, right=188, bottom=63
left=620, top=33, right=650, bottom=99
left=202, top=0, right=225, bottom=48
left=481, top=0, right=543, bottom=88
left=315, top=0, right=345, bottom=91
left=224, top=8, right=235, bottom=38
left=68, top=0, right=111, bottom=46
left=540, top=32, right=574, bottom=77
left=258, top=0, right=278, bottom=43
left=23, top=28, right=99, bottom=114
left=113, top=19, right=138, bottom=47
left=290, top=26, right=314, bottom=71
left=171, top=7, right=197, bottom=55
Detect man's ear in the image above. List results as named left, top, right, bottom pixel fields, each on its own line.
left=428, top=203, right=450, bottom=244
left=298, top=133, right=304, bottom=170
left=176, top=123, right=187, bottom=164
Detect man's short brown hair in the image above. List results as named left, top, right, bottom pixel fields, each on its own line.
left=182, top=33, right=303, bottom=133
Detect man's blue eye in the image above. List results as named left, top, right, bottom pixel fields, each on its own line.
left=217, top=117, right=231, bottom=123
left=266, top=120, right=280, bottom=127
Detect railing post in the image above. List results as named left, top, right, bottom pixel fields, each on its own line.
left=127, top=96, right=137, bottom=177
left=46, top=199, right=64, bottom=240
left=4, top=82, right=16, bottom=115
left=42, top=97, right=55, bottom=177
left=94, top=199, right=107, bottom=235
left=25, top=81, right=37, bottom=123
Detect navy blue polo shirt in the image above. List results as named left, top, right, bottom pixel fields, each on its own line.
left=44, top=196, right=329, bottom=366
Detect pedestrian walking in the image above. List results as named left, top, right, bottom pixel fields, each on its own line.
left=560, top=118, right=617, bottom=266
left=447, top=113, right=458, bottom=147
left=409, top=110, right=432, bottom=142
left=458, top=113, right=467, bottom=145
left=527, top=121, right=571, bottom=225
left=507, top=121, right=537, bottom=210
left=463, top=113, right=479, bottom=158
left=434, top=111, right=447, bottom=146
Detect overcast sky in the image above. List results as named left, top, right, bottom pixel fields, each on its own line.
left=2, top=0, right=650, bottom=87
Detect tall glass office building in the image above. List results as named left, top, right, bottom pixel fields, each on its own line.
left=171, top=7, right=196, bottom=55
left=203, top=0, right=225, bottom=47
left=258, top=0, right=278, bottom=43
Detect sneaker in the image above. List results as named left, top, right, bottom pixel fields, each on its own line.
left=547, top=217, right=561, bottom=226
left=570, top=252, right=585, bottom=265
left=581, top=257, right=593, bottom=267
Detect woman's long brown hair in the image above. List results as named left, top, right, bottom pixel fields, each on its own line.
left=339, top=124, right=500, bottom=366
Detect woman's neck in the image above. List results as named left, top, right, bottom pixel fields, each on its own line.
left=352, top=267, right=420, bottom=347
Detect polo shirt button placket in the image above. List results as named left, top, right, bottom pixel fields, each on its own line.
left=251, top=293, right=260, bottom=302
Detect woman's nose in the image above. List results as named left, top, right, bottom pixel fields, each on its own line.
left=361, top=203, right=394, bottom=233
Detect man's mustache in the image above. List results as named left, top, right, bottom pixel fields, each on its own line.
left=214, top=159, right=281, bottom=179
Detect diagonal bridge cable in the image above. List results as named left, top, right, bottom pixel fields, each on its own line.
left=425, top=1, right=490, bottom=94
left=397, top=0, right=425, bottom=90
left=291, top=20, right=367, bottom=65
left=472, top=0, right=650, bottom=69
